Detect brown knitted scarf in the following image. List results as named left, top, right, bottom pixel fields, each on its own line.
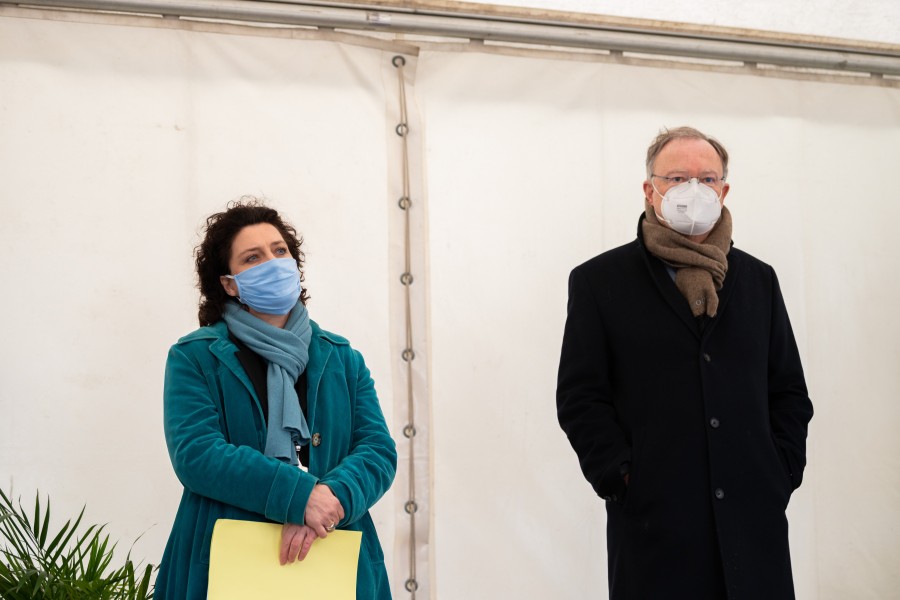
left=641, top=205, right=732, bottom=317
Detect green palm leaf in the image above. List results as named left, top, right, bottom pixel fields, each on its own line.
left=0, top=487, right=156, bottom=599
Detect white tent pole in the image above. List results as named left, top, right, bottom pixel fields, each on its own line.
left=13, top=0, right=900, bottom=76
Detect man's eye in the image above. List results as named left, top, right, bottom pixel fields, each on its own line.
left=701, top=176, right=718, bottom=185
left=670, top=176, right=686, bottom=184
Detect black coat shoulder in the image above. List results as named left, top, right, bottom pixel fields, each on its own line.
left=572, top=239, right=643, bottom=276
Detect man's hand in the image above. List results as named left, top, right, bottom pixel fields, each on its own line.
left=304, top=483, right=345, bottom=538
left=280, top=523, right=317, bottom=564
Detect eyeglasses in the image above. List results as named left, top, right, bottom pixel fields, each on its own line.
left=651, top=174, right=725, bottom=188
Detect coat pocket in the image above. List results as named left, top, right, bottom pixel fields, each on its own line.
left=358, top=524, right=388, bottom=600
left=620, top=443, right=640, bottom=512
left=199, top=515, right=216, bottom=566
left=769, top=432, right=794, bottom=503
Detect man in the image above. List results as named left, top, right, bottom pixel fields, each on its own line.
left=557, top=127, right=813, bottom=599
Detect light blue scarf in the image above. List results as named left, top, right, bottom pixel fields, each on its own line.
left=222, top=300, right=312, bottom=465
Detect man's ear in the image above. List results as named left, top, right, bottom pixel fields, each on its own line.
left=642, top=180, right=655, bottom=205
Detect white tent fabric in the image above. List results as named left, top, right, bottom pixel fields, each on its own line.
left=2, top=9, right=900, bottom=599
left=478, top=0, right=900, bottom=46
left=0, top=10, right=414, bottom=595
left=417, top=48, right=900, bottom=599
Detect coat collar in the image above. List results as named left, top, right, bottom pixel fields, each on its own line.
left=635, top=213, right=741, bottom=340
left=176, top=318, right=344, bottom=425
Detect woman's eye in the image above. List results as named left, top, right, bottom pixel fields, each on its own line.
left=245, top=254, right=258, bottom=263
left=275, top=247, right=288, bottom=256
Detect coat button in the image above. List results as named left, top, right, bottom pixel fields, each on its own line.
left=714, top=488, right=725, bottom=500
left=703, top=353, right=712, bottom=362
left=311, top=433, right=322, bottom=447
left=709, top=417, right=720, bottom=428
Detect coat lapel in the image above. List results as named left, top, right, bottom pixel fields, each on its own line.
left=636, top=216, right=702, bottom=339
left=641, top=246, right=703, bottom=339
left=304, top=326, right=333, bottom=445
left=208, top=327, right=265, bottom=427
left=701, top=246, right=741, bottom=340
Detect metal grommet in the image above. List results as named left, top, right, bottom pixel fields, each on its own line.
left=403, top=424, right=416, bottom=438
left=405, top=500, right=418, bottom=514
left=392, top=55, right=406, bottom=67
left=396, top=123, right=409, bottom=137
left=400, top=272, right=414, bottom=285
left=402, top=348, right=415, bottom=361
left=398, top=196, right=412, bottom=210
left=405, top=579, right=418, bottom=592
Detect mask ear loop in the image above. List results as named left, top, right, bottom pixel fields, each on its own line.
left=223, top=273, right=246, bottom=306
left=649, top=180, right=671, bottom=226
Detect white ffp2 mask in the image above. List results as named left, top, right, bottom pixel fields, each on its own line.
left=654, top=179, right=722, bottom=236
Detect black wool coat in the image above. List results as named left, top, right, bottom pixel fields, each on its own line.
left=557, top=217, right=813, bottom=600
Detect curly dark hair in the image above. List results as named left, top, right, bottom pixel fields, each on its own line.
left=195, top=197, right=309, bottom=326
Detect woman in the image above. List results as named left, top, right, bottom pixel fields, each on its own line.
left=155, top=199, right=397, bottom=599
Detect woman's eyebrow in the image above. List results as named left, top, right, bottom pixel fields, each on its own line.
left=236, top=245, right=263, bottom=257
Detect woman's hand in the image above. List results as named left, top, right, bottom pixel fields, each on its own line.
left=304, top=483, right=345, bottom=538
left=280, top=523, right=317, bottom=565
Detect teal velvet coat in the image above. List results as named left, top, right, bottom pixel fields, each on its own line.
left=155, top=320, right=396, bottom=599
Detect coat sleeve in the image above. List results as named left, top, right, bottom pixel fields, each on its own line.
left=163, top=343, right=316, bottom=524
left=556, top=266, right=631, bottom=502
left=319, top=349, right=397, bottom=526
left=767, top=269, right=814, bottom=491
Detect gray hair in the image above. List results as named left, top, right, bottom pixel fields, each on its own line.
left=645, top=126, right=729, bottom=180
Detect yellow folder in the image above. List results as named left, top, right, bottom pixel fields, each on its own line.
left=208, top=519, right=362, bottom=599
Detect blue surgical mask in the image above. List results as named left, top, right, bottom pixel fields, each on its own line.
left=225, top=258, right=301, bottom=315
